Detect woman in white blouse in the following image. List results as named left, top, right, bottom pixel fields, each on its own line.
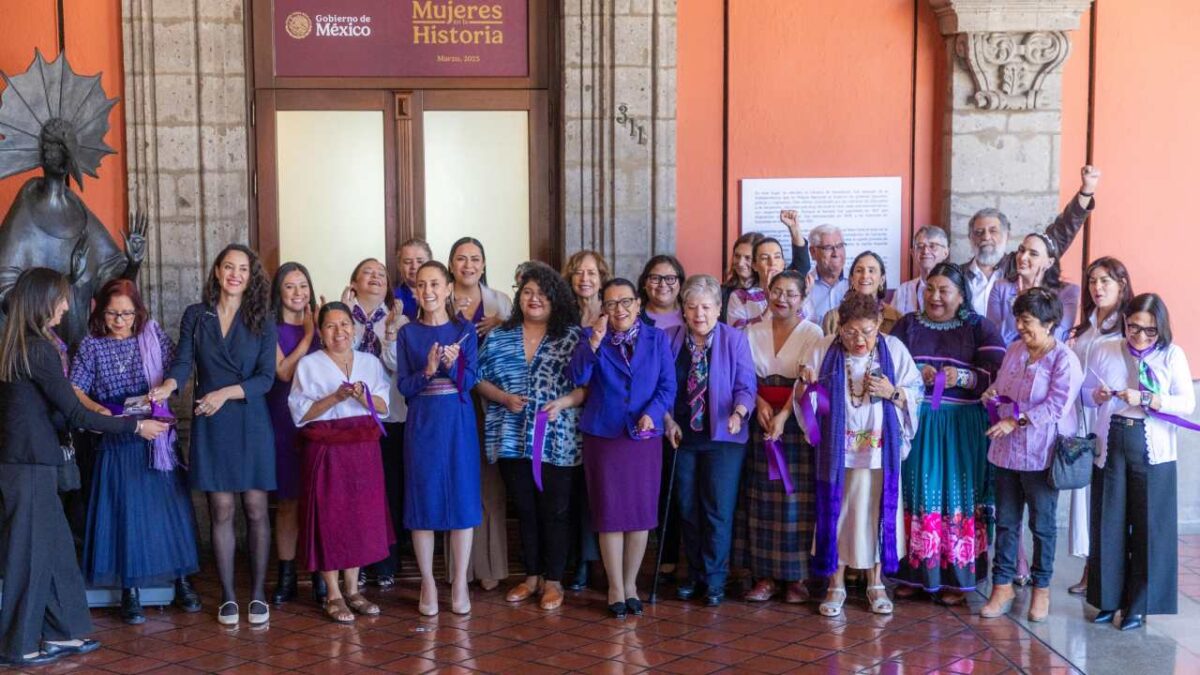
left=1083, top=293, right=1194, bottom=631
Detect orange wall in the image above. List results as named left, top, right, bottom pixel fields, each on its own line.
left=0, top=0, right=126, bottom=242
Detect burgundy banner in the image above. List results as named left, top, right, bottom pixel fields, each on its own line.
left=274, top=0, right=528, bottom=78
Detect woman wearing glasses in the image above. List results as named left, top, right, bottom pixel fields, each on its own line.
left=570, top=279, right=675, bottom=618
left=638, top=255, right=686, bottom=331
left=980, top=288, right=1083, bottom=623
left=798, top=292, right=922, bottom=617
left=1084, top=294, right=1193, bottom=631
left=70, top=279, right=200, bottom=624
left=892, top=226, right=951, bottom=316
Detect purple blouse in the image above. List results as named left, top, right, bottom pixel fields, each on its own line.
left=986, top=340, right=1083, bottom=471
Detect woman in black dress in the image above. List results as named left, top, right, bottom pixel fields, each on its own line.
left=151, top=244, right=278, bottom=626
left=0, top=268, right=167, bottom=666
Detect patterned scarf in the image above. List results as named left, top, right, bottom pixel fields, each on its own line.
left=1127, top=342, right=1200, bottom=432
left=138, top=321, right=178, bottom=471
left=352, top=303, right=388, bottom=357
left=609, top=321, right=640, bottom=367
left=813, top=337, right=903, bottom=577
left=686, top=330, right=713, bottom=432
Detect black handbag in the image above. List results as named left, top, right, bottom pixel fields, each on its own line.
left=57, top=440, right=81, bottom=493
left=1046, top=432, right=1098, bottom=490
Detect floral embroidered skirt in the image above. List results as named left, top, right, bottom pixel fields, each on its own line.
left=893, top=401, right=994, bottom=592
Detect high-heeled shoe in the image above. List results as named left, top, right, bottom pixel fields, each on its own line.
left=1120, top=611, right=1145, bottom=631
left=418, top=579, right=439, bottom=617
left=451, top=582, right=472, bottom=615
left=1092, top=609, right=1117, bottom=624
left=608, top=601, right=628, bottom=619
left=625, top=597, right=644, bottom=616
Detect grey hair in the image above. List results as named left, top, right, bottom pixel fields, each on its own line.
left=913, top=224, right=949, bottom=246
left=809, top=224, right=843, bottom=246
left=680, top=274, right=723, bottom=306
left=968, top=208, right=1011, bottom=233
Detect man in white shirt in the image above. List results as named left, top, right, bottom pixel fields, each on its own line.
left=802, top=224, right=849, bottom=320
left=892, top=225, right=950, bottom=316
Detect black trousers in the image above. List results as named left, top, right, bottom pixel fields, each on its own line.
left=1087, top=417, right=1178, bottom=615
left=366, top=422, right=406, bottom=576
left=498, top=459, right=576, bottom=581
left=0, top=464, right=92, bottom=660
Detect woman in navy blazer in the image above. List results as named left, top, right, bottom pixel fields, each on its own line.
left=151, top=244, right=277, bottom=627
left=570, top=278, right=675, bottom=618
left=662, top=275, right=757, bottom=606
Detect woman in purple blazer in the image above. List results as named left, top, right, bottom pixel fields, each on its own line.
left=663, top=275, right=756, bottom=606
left=570, top=278, right=676, bottom=619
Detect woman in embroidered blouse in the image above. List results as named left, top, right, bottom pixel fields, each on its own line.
left=570, top=278, right=675, bottom=619
left=151, top=244, right=278, bottom=626
left=889, top=263, right=1006, bottom=605
left=70, top=279, right=200, bottom=624
left=478, top=265, right=585, bottom=611
left=986, top=233, right=1081, bottom=344
left=1084, top=293, right=1193, bottom=631
left=980, top=288, right=1083, bottom=623
left=638, top=254, right=686, bottom=331
left=740, top=271, right=824, bottom=604
left=821, top=251, right=903, bottom=336
left=563, top=249, right=610, bottom=328
left=797, top=292, right=922, bottom=618
left=288, top=302, right=393, bottom=624
left=1064, top=257, right=1133, bottom=597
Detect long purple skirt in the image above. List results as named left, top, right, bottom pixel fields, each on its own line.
left=582, top=433, right=661, bottom=532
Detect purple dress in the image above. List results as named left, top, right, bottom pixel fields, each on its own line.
left=268, top=322, right=318, bottom=500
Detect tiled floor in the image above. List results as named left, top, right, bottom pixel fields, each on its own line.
left=10, top=535, right=1200, bottom=674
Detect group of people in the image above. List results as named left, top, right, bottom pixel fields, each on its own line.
left=0, top=164, right=1192, bottom=665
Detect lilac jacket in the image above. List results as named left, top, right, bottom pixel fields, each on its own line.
left=665, top=323, right=758, bottom=444
left=987, top=340, right=1083, bottom=472
left=570, top=323, right=676, bottom=440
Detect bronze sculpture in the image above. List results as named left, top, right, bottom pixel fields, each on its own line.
left=0, top=50, right=146, bottom=349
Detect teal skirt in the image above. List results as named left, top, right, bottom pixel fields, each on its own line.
left=893, top=401, right=993, bottom=592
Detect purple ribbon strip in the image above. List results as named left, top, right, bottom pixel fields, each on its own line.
left=451, top=333, right=470, bottom=403
left=798, top=383, right=831, bottom=447
left=764, top=438, right=795, bottom=494
left=102, top=401, right=178, bottom=471
left=930, top=369, right=947, bottom=411
left=531, top=410, right=549, bottom=492
left=985, top=395, right=1020, bottom=425
left=345, top=382, right=387, bottom=436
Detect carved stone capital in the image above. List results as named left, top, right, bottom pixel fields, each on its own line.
left=930, top=0, right=1093, bottom=34
left=954, top=31, right=1069, bottom=110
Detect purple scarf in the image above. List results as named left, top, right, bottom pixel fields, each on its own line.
left=813, top=337, right=903, bottom=577
left=1128, top=343, right=1200, bottom=432
left=139, top=321, right=178, bottom=471
left=353, top=303, right=388, bottom=357
left=610, top=321, right=640, bottom=367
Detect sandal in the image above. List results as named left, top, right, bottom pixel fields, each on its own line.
left=346, top=593, right=381, bottom=616
left=324, top=597, right=356, bottom=624
left=819, top=587, right=847, bottom=617
left=745, top=579, right=778, bottom=602
left=867, top=585, right=893, bottom=615
left=247, top=599, right=270, bottom=625
left=216, top=600, right=239, bottom=626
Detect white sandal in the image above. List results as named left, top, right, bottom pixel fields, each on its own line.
left=216, top=601, right=239, bottom=626
left=867, top=585, right=893, bottom=615
left=819, top=587, right=847, bottom=617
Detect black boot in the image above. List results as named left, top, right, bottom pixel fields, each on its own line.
left=120, top=587, right=146, bottom=625
left=271, top=560, right=297, bottom=605
left=174, top=577, right=202, bottom=613
left=566, top=563, right=588, bottom=592
left=312, top=572, right=328, bottom=604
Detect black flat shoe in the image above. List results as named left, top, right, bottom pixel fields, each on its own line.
left=42, top=639, right=100, bottom=657
left=705, top=592, right=724, bottom=607
left=566, top=564, right=588, bottom=591
left=625, top=597, right=644, bottom=615
left=175, top=577, right=202, bottom=613
left=608, top=601, right=628, bottom=619
left=312, top=572, right=328, bottom=604
left=2, top=650, right=60, bottom=666
left=1120, top=613, right=1145, bottom=631
left=271, top=560, right=297, bottom=605
left=675, top=584, right=696, bottom=600
left=120, top=588, right=146, bottom=625
left=1093, top=610, right=1117, bottom=624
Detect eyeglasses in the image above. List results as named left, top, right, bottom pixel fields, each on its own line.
left=914, top=243, right=946, bottom=252
left=768, top=288, right=802, bottom=301
left=602, top=297, right=637, bottom=312
left=519, top=288, right=547, bottom=301
left=840, top=326, right=878, bottom=341
left=104, top=310, right=136, bottom=321
left=647, top=274, right=679, bottom=287
left=1126, top=322, right=1159, bottom=338
left=812, top=243, right=846, bottom=254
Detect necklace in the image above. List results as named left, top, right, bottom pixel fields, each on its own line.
left=329, top=351, right=353, bottom=379
left=845, top=351, right=878, bottom=408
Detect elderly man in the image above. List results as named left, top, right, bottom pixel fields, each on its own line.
left=892, top=225, right=950, bottom=316
left=802, top=224, right=849, bottom=320
left=962, top=165, right=1101, bottom=316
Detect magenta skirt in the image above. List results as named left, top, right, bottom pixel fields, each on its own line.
left=298, top=416, right=394, bottom=572
left=582, top=433, right=662, bottom=532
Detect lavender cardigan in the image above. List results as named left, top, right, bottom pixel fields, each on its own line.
left=664, top=322, right=758, bottom=444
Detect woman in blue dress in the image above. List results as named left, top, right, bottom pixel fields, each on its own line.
left=394, top=261, right=482, bottom=616
left=70, top=280, right=200, bottom=624
left=150, top=244, right=277, bottom=626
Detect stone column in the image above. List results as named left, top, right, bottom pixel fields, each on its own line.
left=122, top=0, right=250, bottom=330
left=562, top=0, right=676, bottom=278
left=931, top=0, right=1092, bottom=261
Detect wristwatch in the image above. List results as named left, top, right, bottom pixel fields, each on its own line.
left=1140, top=390, right=1153, bottom=407
left=1016, top=414, right=1030, bottom=428
left=890, top=390, right=901, bottom=402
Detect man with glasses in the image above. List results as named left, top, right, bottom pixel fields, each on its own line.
left=962, top=165, right=1101, bottom=316
left=892, top=226, right=950, bottom=316
left=802, top=224, right=849, bottom=320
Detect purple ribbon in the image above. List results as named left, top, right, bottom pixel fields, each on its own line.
left=345, top=382, right=387, bottom=436
left=930, top=369, right=947, bottom=411
left=101, top=400, right=178, bottom=471
left=531, top=410, right=549, bottom=492
left=764, top=438, right=795, bottom=494
left=985, top=395, right=1020, bottom=425
left=1128, top=344, right=1200, bottom=432
left=798, top=383, right=831, bottom=446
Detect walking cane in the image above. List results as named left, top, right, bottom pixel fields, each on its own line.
left=649, top=441, right=680, bottom=604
